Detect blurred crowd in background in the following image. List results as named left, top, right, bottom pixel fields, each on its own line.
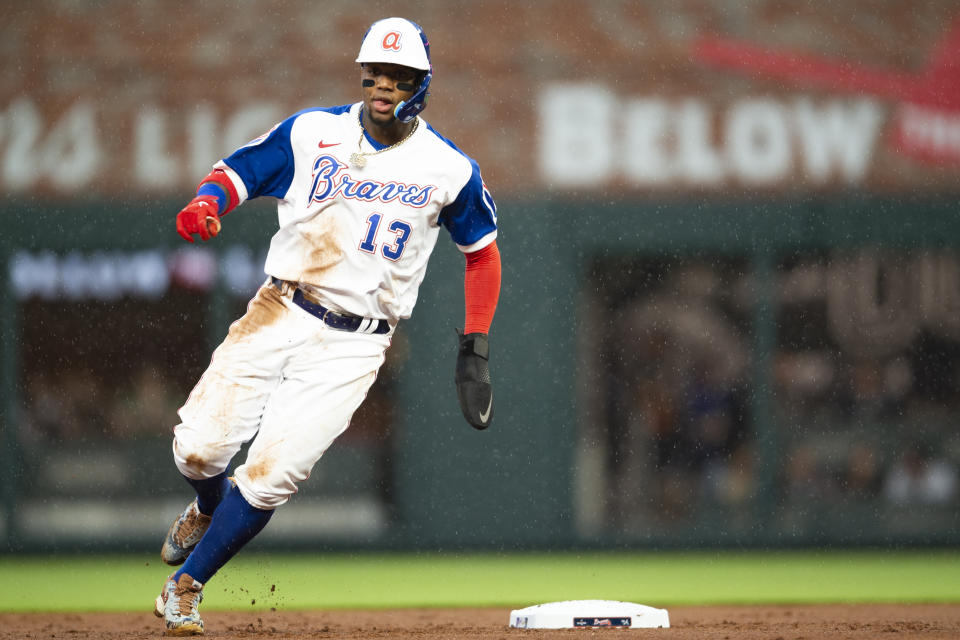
left=13, top=250, right=960, bottom=535
left=589, top=251, right=959, bottom=533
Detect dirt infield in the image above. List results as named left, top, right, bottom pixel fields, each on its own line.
left=1, top=604, right=957, bottom=639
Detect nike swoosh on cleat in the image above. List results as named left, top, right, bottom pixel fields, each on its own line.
left=318, top=141, right=340, bottom=148
left=479, top=393, right=493, bottom=423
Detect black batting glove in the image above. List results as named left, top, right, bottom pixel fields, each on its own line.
left=455, top=329, right=493, bottom=430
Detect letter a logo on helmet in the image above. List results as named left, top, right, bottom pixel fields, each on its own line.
left=382, top=31, right=402, bottom=51
left=356, top=17, right=432, bottom=123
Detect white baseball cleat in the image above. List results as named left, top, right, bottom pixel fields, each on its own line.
left=154, top=573, right=205, bottom=636
left=161, top=500, right=212, bottom=566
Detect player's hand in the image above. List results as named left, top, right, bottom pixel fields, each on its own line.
left=176, top=196, right=222, bottom=243
left=455, top=330, right=493, bottom=430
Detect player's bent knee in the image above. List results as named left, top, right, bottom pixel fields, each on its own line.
left=172, top=433, right=235, bottom=480
left=232, top=464, right=299, bottom=510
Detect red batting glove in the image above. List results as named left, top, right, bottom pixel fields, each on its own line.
left=176, top=196, right=222, bottom=243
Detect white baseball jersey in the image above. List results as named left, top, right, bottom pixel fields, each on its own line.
left=215, top=102, right=498, bottom=324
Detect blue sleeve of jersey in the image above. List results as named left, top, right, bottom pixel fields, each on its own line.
left=221, top=114, right=299, bottom=200
left=439, top=159, right=498, bottom=247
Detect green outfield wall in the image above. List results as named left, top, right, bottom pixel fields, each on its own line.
left=1, top=196, right=958, bottom=552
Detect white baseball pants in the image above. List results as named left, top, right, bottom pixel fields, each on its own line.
left=172, top=282, right=392, bottom=509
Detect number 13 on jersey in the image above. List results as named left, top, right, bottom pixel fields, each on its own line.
left=358, top=212, right=412, bottom=262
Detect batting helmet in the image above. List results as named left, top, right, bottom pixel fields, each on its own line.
left=356, top=17, right=432, bottom=123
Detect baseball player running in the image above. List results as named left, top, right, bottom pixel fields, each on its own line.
left=153, top=17, right=500, bottom=636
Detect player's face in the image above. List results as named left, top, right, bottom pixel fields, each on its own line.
left=360, top=63, right=419, bottom=126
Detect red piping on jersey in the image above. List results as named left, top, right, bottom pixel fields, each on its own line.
left=464, top=241, right=501, bottom=334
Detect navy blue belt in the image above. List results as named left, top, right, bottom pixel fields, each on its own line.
left=270, top=276, right=390, bottom=335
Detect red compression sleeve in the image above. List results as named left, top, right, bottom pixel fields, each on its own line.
left=196, top=169, right=240, bottom=216
left=464, top=241, right=501, bottom=334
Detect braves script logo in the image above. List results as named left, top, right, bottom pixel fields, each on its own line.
left=308, top=155, right=436, bottom=207
left=694, top=18, right=960, bottom=164
left=382, top=31, right=402, bottom=51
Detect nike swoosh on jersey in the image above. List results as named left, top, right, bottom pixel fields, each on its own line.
left=479, top=392, right=493, bottom=423
left=317, top=141, right=341, bottom=148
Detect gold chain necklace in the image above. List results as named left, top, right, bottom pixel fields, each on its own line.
left=350, top=110, right=419, bottom=169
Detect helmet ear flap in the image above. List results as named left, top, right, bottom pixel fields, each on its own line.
left=394, top=70, right=431, bottom=123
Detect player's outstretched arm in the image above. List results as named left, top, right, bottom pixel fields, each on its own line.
left=175, top=169, right=240, bottom=243
left=455, top=241, right=501, bottom=429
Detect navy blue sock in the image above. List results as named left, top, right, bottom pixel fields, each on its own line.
left=174, top=485, right=273, bottom=584
left=185, top=471, right=232, bottom=516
